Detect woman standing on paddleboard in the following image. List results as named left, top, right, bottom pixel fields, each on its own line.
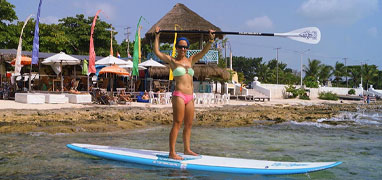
left=154, top=27, right=215, bottom=160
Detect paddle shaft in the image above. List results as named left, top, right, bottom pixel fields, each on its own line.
left=158, top=30, right=274, bottom=37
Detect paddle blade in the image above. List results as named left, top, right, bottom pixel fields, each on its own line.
left=275, top=27, right=321, bottom=44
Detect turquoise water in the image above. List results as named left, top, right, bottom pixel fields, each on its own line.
left=0, top=109, right=381, bottom=180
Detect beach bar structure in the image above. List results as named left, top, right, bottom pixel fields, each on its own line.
left=145, top=3, right=223, bottom=64
left=0, top=49, right=105, bottom=92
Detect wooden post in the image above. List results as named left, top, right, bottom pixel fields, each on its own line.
left=199, top=33, right=204, bottom=49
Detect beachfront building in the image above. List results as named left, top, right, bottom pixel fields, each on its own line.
left=144, top=3, right=231, bottom=94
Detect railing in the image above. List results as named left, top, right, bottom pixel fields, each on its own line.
left=147, top=50, right=219, bottom=64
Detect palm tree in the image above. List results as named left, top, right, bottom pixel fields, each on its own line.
left=318, top=65, right=333, bottom=86
left=332, top=61, right=346, bottom=87
left=256, top=63, right=272, bottom=83
left=303, top=59, right=321, bottom=80
left=362, top=64, right=379, bottom=90
left=348, top=66, right=362, bottom=88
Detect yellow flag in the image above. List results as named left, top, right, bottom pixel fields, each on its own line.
left=169, top=24, right=182, bottom=80
left=138, top=26, right=142, bottom=63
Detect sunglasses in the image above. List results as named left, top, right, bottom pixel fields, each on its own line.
left=176, top=45, right=189, bottom=49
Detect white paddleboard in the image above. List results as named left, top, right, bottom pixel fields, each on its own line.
left=67, top=143, right=341, bottom=175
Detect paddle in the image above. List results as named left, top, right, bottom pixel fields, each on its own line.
left=159, top=27, right=321, bottom=44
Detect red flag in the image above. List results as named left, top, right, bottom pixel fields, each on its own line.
left=89, top=10, right=101, bottom=73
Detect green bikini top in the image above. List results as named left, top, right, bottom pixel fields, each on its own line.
left=173, top=66, right=194, bottom=77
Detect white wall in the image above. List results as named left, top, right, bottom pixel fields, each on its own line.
left=255, top=83, right=365, bottom=99
left=319, top=86, right=363, bottom=97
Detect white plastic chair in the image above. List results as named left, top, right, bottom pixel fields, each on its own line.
left=149, top=91, right=159, bottom=104
left=214, top=94, right=222, bottom=104
left=222, top=94, right=230, bottom=104
left=207, top=93, right=214, bottom=104
left=162, top=92, right=172, bottom=104
left=195, top=93, right=203, bottom=104
left=201, top=93, right=211, bottom=104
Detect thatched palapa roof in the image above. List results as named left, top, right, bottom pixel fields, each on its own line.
left=145, top=3, right=224, bottom=43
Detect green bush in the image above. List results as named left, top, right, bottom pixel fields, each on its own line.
left=319, top=91, right=339, bottom=100
left=285, top=84, right=298, bottom=98
left=303, top=76, right=319, bottom=88
left=348, top=89, right=356, bottom=95
left=285, top=85, right=308, bottom=99
left=299, top=94, right=310, bottom=100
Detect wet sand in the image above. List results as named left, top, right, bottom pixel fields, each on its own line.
left=0, top=99, right=376, bottom=134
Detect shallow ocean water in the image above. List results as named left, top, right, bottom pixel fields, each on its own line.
left=0, top=109, right=381, bottom=180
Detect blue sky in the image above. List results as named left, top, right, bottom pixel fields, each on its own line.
left=9, top=0, right=382, bottom=71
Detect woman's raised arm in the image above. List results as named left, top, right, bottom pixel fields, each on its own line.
left=191, top=30, right=215, bottom=65
left=153, top=27, right=172, bottom=64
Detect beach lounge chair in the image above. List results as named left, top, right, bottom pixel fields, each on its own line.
left=117, top=90, right=132, bottom=105
left=137, top=92, right=150, bottom=103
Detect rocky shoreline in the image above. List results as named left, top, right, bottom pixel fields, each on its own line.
left=1, top=102, right=379, bottom=134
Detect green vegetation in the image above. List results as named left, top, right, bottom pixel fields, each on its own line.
left=284, top=85, right=306, bottom=99
left=348, top=89, right=356, bottom=95
left=319, top=91, right=339, bottom=101
left=299, top=93, right=310, bottom=100
left=303, top=76, right=319, bottom=88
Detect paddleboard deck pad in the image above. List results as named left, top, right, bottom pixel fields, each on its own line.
left=67, top=143, right=341, bottom=175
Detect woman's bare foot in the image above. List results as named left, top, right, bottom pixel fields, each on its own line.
left=169, top=153, right=183, bottom=160
left=184, top=150, right=199, bottom=156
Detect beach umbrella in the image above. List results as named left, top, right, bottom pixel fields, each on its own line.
left=99, top=64, right=130, bottom=95
left=139, top=58, right=166, bottom=91
left=118, top=60, right=145, bottom=92
left=11, top=56, right=32, bottom=65
left=95, top=55, right=130, bottom=66
left=139, top=58, right=166, bottom=68
left=120, top=61, right=147, bottom=70
left=42, top=52, right=80, bottom=92
left=99, top=64, right=130, bottom=76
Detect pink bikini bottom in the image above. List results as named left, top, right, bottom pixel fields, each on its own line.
left=172, top=91, right=193, bottom=104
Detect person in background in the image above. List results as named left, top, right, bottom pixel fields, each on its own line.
left=142, top=91, right=149, bottom=100
left=154, top=26, right=215, bottom=160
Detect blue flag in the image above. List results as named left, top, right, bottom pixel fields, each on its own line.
left=31, top=0, right=43, bottom=65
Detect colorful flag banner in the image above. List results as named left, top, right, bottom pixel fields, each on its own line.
left=169, top=24, right=182, bottom=80
left=31, top=0, right=42, bottom=65
left=82, top=59, right=88, bottom=75
left=15, top=14, right=32, bottom=75
left=132, top=16, right=143, bottom=76
left=89, top=10, right=101, bottom=73
left=138, top=26, right=142, bottom=63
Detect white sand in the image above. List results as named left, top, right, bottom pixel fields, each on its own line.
left=0, top=98, right=360, bottom=110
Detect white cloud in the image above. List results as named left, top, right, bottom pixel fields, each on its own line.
left=298, top=0, right=378, bottom=24
left=368, top=27, right=378, bottom=37
left=40, top=16, right=59, bottom=24
left=245, top=16, right=273, bottom=30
